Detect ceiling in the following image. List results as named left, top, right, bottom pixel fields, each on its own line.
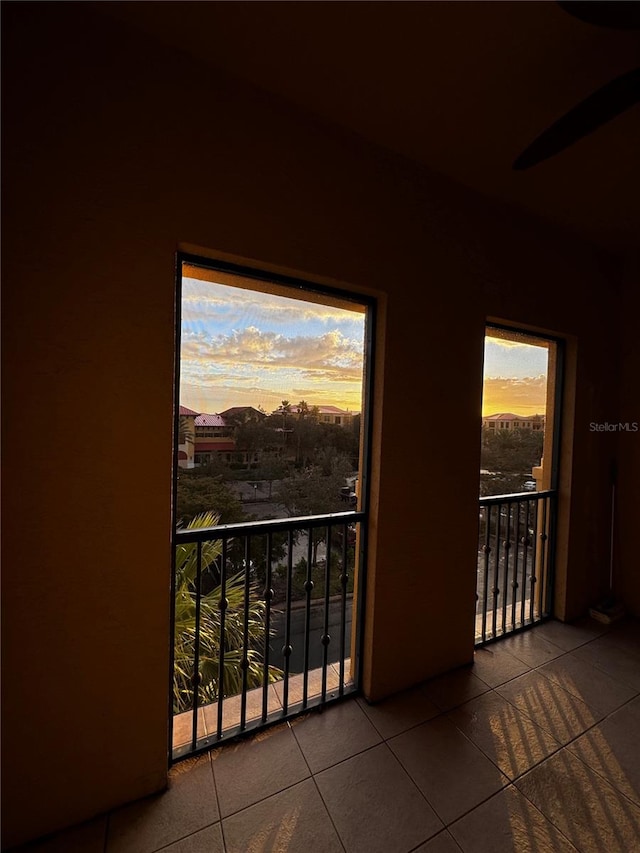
left=107, top=1, right=640, bottom=255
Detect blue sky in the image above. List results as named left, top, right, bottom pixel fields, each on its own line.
left=181, top=277, right=366, bottom=414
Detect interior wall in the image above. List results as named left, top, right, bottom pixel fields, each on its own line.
left=1, top=4, right=620, bottom=846
left=616, top=255, right=640, bottom=616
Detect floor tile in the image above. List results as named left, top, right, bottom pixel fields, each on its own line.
left=472, top=645, right=530, bottom=688
left=496, top=670, right=600, bottom=744
left=389, top=715, right=508, bottom=824
left=567, top=697, right=640, bottom=806
left=211, top=723, right=309, bottom=818
left=315, top=743, right=442, bottom=853
left=606, top=620, right=640, bottom=658
left=448, top=690, right=560, bottom=780
left=516, top=749, right=640, bottom=852
left=107, top=754, right=218, bottom=853
left=222, top=778, right=343, bottom=853
left=533, top=618, right=605, bottom=652
left=495, top=632, right=565, bottom=668
left=449, top=785, right=578, bottom=853
left=537, top=652, right=637, bottom=716
left=291, top=698, right=381, bottom=773
left=573, top=636, right=640, bottom=690
left=357, top=684, right=440, bottom=739
left=161, top=824, right=224, bottom=852
left=413, top=830, right=463, bottom=853
left=11, top=816, right=107, bottom=853
left=422, top=668, right=490, bottom=712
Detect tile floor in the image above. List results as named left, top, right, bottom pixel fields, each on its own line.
left=13, top=618, right=640, bottom=853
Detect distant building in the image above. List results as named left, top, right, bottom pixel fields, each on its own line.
left=270, top=403, right=358, bottom=427
left=177, top=405, right=198, bottom=468
left=482, top=413, right=545, bottom=431
left=179, top=401, right=359, bottom=468
left=316, top=405, right=357, bottom=427
left=176, top=408, right=237, bottom=467
left=193, top=413, right=235, bottom=466
left=220, top=406, right=266, bottom=423
left=194, top=412, right=230, bottom=437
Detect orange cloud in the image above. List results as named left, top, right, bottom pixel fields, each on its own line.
left=482, top=376, right=547, bottom=416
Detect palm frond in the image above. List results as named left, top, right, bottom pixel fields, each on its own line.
left=173, top=513, right=282, bottom=713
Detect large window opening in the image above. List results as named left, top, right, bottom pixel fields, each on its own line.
left=171, top=255, right=375, bottom=758
left=476, top=325, right=562, bottom=644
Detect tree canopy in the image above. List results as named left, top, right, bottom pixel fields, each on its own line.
left=274, top=454, right=351, bottom=517
left=480, top=427, right=544, bottom=496
left=480, top=428, right=543, bottom=474
left=176, top=472, right=245, bottom=526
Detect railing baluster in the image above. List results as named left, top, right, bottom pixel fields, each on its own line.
left=511, top=500, right=520, bottom=630
left=240, top=534, right=251, bottom=731
left=538, top=497, right=548, bottom=619
left=339, top=522, right=348, bottom=694
left=546, top=496, right=552, bottom=616
left=521, top=500, right=530, bottom=628
left=322, top=524, right=332, bottom=701
left=502, top=504, right=511, bottom=636
left=529, top=499, right=538, bottom=624
left=262, top=532, right=273, bottom=723
left=544, top=494, right=555, bottom=616
left=216, top=538, right=228, bottom=740
left=492, top=503, right=501, bottom=640
left=302, top=527, right=314, bottom=709
left=191, top=541, right=203, bottom=752
left=282, top=528, right=294, bottom=714
left=481, top=505, right=491, bottom=643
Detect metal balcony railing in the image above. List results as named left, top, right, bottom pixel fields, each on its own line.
left=476, top=490, right=556, bottom=645
left=170, top=511, right=363, bottom=760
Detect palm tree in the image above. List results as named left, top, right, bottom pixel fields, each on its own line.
left=178, top=414, right=195, bottom=446
left=295, top=400, right=311, bottom=463
left=279, top=400, right=292, bottom=449
left=173, top=511, right=281, bottom=714
left=280, top=399, right=291, bottom=429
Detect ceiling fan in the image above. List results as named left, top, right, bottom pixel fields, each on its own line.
left=513, top=1, right=640, bottom=170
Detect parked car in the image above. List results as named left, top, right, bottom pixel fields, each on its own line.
left=339, top=486, right=357, bottom=505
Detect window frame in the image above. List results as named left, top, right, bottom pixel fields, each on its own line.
left=170, top=251, right=378, bottom=759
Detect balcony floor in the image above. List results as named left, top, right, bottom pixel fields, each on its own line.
left=14, top=618, right=640, bottom=853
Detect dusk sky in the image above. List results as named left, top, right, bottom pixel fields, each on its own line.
left=180, top=276, right=366, bottom=414
left=181, top=274, right=548, bottom=417
left=483, top=335, right=548, bottom=416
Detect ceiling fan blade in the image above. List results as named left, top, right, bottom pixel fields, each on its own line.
left=513, top=66, right=640, bottom=170
left=557, top=1, right=640, bottom=30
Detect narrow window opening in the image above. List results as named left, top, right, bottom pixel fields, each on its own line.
left=476, top=324, right=562, bottom=644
